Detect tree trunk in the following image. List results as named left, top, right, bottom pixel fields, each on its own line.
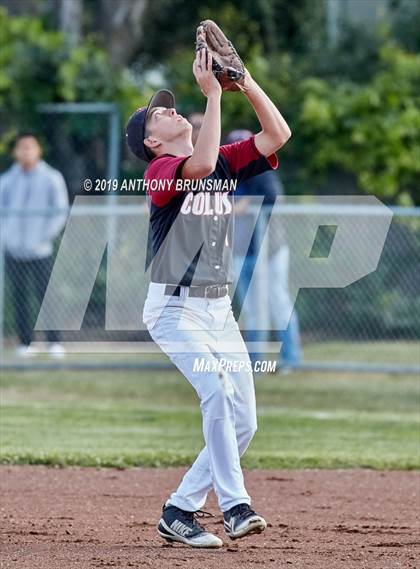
left=99, top=0, right=147, bottom=66
left=59, top=0, right=83, bottom=46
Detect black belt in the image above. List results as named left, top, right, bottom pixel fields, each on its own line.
left=164, top=284, right=229, bottom=299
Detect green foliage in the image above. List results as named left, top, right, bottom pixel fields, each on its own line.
left=1, top=4, right=419, bottom=202
left=140, top=2, right=420, bottom=203
left=136, top=0, right=326, bottom=66
left=58, top=38, right=117, bottom=102
left=0, top=8, right=63, bottom=122
left=297, top=43, right=420, bottom=204
left=0, top=9, right=142, bottom=132
left=163, top=32, right=419, bottom=204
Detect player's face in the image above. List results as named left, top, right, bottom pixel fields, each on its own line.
left=14, top=136, right=42, bottom=170
left=146, top=106, right=192, bottom=143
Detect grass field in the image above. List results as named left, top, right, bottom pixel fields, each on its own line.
left=1, top=362, right=419, bottom=470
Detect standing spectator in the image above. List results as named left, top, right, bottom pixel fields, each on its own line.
left=228, top=130, right=301, bottom=371
left=0, top=133, right=69, bottom=357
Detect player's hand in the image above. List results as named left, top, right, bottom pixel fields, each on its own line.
left=236, top=68, right=256, bottom=93
left=193, top=48, right=222, bottom=98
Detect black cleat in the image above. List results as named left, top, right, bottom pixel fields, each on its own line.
left=223, top=503, right=267, bottom=539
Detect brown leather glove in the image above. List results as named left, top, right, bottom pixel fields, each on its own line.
left=195, top=20, right=245, bottom=92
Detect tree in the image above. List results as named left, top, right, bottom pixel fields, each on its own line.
left=298, top=43, right=420, bottom=205
left=0, top=9, right=142, bottom=182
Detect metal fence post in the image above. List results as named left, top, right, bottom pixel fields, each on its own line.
left=106, top=106, right=121, bottom=246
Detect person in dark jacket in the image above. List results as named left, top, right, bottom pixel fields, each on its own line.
left=229, top=129, right=301, bottom=370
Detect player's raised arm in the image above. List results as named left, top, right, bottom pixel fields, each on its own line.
left=240, top=69, right=292, bottom=157
left=181, top=49, right=222, bottom=180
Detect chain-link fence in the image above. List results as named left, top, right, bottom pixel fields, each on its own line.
left=0, top=197, right=418, bottom=373
left=242, top=200, right=419, bottom=373
left=0, top=104, right=418, bottom=373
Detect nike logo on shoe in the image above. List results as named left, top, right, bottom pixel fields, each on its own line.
left=171, top=519, right=192, bottom=537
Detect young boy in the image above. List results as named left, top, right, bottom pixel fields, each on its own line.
left=126, top=48, right=291, bottom=548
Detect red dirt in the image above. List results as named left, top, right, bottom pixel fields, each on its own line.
left=0, top=466, right=419, bottom=569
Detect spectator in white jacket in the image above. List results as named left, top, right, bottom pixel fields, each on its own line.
left=0, top=132, right=69, bottom=357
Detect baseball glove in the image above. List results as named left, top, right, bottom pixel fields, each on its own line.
left=195, top=20, right=245, bottom=92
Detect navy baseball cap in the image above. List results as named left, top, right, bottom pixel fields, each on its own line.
left=126, top=89, right=175, bottom=162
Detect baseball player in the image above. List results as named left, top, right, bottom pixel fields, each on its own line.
left=126, top=48, right=291, bottom=548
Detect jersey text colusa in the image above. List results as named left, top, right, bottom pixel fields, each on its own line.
left=180, top=192, right=233, bottom=216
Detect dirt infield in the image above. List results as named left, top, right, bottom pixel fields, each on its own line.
left=1, top=467, right=419, bottom=569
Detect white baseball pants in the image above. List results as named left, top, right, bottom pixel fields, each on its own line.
left=143, top=282, right=258, bottom=512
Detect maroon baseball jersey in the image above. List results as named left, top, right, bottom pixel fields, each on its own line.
left=144, top=135, right=278, bottom=286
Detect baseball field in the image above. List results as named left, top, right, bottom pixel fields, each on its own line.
left=1, top=1, right=420, bottom=567
left=1, top=358, right=419, bottom=568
